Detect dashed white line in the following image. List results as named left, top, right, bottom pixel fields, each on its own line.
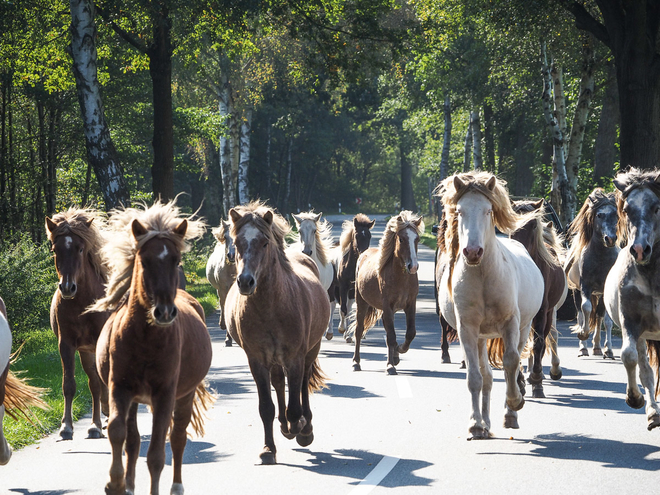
left=349, top=455, right=400, bottom=495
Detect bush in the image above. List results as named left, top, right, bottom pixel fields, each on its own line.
left=0, top=236, right=57, bottom=346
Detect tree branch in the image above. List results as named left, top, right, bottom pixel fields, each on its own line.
left=556, top=0, right=612, bottom=50
left=95, top=4, right=149, bottom=54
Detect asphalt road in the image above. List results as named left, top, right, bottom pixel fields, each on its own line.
left=2, top=215, right=659, bottom=494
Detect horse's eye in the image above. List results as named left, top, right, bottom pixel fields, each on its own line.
left=263, top=242, right=268, bottom=248
left=79, top=248, right=84, bottom=254
left=596, top=212, right=603, bottom=218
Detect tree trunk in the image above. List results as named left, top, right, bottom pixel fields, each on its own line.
left=284, top=137, right=293, bottom=211
left=218, top=76, right=235, bottom=216
left=594, top=63, right=619, bottom=185
left=483, top=102, right=495, bottom=171
left=541, top=42, right=569, bottom=225
left=266, top=121, right=272, bottom=196
left=148, top=7, right=174, bottom=202
left=237, top=107, right=252, bottom=204
left=463, top=117, right=473, bottom=173
left=400, top=140, right=416, bottom=212
left=440, top=95, right=452, bottom=181
left=471, top=110, right=482, bottom=170
left=551, top=64, right=568, bottom=155
left=69, top=0, right=129, bottom=210
left=564, top=33, right=595, bottom=222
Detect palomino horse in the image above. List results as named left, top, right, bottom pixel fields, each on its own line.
left=564, top=189, right=619, bottom=358
left=89, top=202, right=213, bottom=495
left=206, top=220, right=237, bottom=346
left=605, top=168, right=660, bottom=431
left=335, top=214, right=375, bottom=341
left=46, top=208, right=109, bottom=440
left=437, top=172, right=543, bottom=439
left=225, top=202, right=330, bottom=464
left=291, top=212, right=336, bottom=339
left=1, top=296, right=47, bottom=465
left=511, top=200, right=567, bottom=398
left=349, top=211, right=424, bottom=374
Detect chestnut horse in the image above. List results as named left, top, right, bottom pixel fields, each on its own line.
left=437, top=172, right=543, bottom=439
left=89, top=202, right=213, bottom=495
left=349, top=211, right=424, bottom=375
left=511, top=200, right=567, bottom=398
left=206, top=220, right=237, bottom=346
left=46, top=208, right=109, bottom=440
left=1, top=296, right=47, bottom=465
left=335, top=214, right=375, bottom=341
left=225, top=202, right=330, bottom=464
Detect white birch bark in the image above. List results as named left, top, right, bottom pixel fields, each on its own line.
left=551, top=65, right=568, bottom=155
left=218, top=75, right=236, bottom=215
left=440, top=95, right=451, bottom=181
left=463, top=117, right=473, bottom=173
left=284, top=137, right=293, bottom=210
left=471, top=110, right=482, bottom=170
left=69, top=0, right=129, bottom=209
left=237, top=107, right=252, bottom=204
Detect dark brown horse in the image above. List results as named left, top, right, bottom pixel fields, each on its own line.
left=511, top=200, right=567, bottom=398
left=225, top=202, right=330, bottom=464
left=433, top=216, right=459, bottom=364
left=46, top=208, right=109, bottom=440
left=89, top=202, right=213, bottom=495
left=350, top=211, right=424, bottom=374
left=335, top=214, right=375, bottom=341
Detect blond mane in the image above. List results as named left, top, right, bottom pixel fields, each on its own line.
left=46, top=207, right=108, bottom=282
left=89, top=201, right=206, bottom=312
left=294, top=211, right=334, bottom=266
left=378, top=211, right=425, bottom=271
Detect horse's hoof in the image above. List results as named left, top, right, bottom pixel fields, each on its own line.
left=87, top=425, right=104, bottom=439
left=386, top=365, right=397, bottom=375
left=296, top=431, right=314, bottom=447
left=59, top=426, right=73, bottom=441
left=532, top=388, right=546, bottom=399
left=648, top=414, right=660, bottom=431
left=578, top=348, right=589, bottom=357
left=345, top=336, right=353, bottom=344
left=104, top=482, right=126, bottom=495
left=503, top=415, right=520, bottom=429
left=508, top=395, right=525, bottom=412
left=577, top=331, right=590, bottom=341
left=259, top=448, right=277, bottom=465
left=325, top=332, right=333, bottom=340
left=398, top=342, right=410, bottom=354
left=170, top=482, right=184, bottom=495
left=441, top=353, right=451, bottom=364
left=280, top=425, right=296, bottom=440
left=592, top=348, right=603, bottom=356
left=225, top=339, right=232, bottom=347
left=604, top=350, right=614, bottom=360
left=468, top=425, right=490, bottom=440
left=527, top=372, right=543, bottom=386
left=352, top=362, right=361, bottom=372
left=626, top=393, right=645, bottom=410
left=550, top=369, right=562, bottom=381
left=338, top=326, right=346, bottom=335
left=392, top=354, right=400, bottom=366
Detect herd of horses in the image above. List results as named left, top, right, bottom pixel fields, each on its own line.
left=2, top=168, right=660, bottom=493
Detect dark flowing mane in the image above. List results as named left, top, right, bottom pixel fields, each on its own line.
left=567, top=188, right=617, bottom=259
left=511, top=201, right=562, bottom=268
left=230, top=201, right=292, bottom=272
left=339, top=213, right=372, bottom=255
left=613, top=167, right=660, bottom=242
left=379, top=211, right=424, bottom=271
left=46, top=207, right=108, bottom=282
left=89, top=201, right=206, bottom=312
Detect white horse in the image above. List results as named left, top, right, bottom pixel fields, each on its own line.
left=604, top=168, right=660, bottom=431
left=206, top=220, right=237, bottom=346
left=292, top=212, right=337, bottom=339
left=437, top=172, right=543, bottom=439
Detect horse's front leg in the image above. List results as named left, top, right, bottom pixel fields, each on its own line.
left=576, top=289, right=593, bottom=356
left=478, top=338, right=493, bottom=436
left=123, top=403, right=140, bottom=495
left=147, top=390, right=177, bottom=495
left=248, top=358, right=277, bottom=464
left=170, top=391, right=196, bottom=495
left=528, top=308, right=548, bottom=398
left=602, top=313, right=614, bottom=359
left=398, top=301, right=417, bottom=354
left=58, top=340, right=76, bottom=440
left=635, top=339, right=660, bottom=430
left=459, top=326, right=487, bottom=439
left=381, top=307, right=399, bottom=375
left=79, top=350, right=105, bottom=438
left=620, top=330, right=645, bottom=410
left=338, top=284, right=349, bottom=335
left=325, top=299, right=336, bottom=340
left=105, top=388, right=132, bottom=495
left=352, top=291, right=368, bottom=371
left=503, top=319, right=525, bottom=429
left=549, top=308, right=562, bottom=380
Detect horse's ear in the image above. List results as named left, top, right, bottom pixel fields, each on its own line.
left=263, top=210, right=274, bottom=226
left=45, top=217, right=57, bottom=234
left=545, top=221, right=553, bottom=229
left=173, top=219, right=188, bottom=239
left=313, top=212, right=322, bottom=222
left=613, top=178, right=626, bottom=193
left=414, top=217, right=423, bottom=228
left=131, top=219, right=148, bottom=240
left=292, top=214, right=302, bottom=226
left=654, top=171, right=660, bottom=183
left=369, top=219, right=375, bottom=229
left=229, top=208, right=242, bottom=224
left=532, top=199, right=544, bottom=211
left=85, top=218, right=94, bottom=228
left=453, top=176, right=465, bottom=192
left=486, top=175, right=497, bottom=191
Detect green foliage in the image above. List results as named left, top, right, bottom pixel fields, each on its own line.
left=0, top=237, right=57, bottom=347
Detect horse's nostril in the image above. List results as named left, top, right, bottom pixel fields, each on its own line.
left=70, top=284, right=77, bottom=294
left=171, top=306, right=178, bottom=319
left=154, top=306, right=162, bottom=319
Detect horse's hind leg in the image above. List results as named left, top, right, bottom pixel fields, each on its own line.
left=576, top=290, right=592, bottom=356
left=592, top=297, right=606, bottom=355
left=440, top=317, right=451, bottom=364
left=382, top=308, right=400, bottom=375
left=271, top=365, right=293, bottom=439
left=603, top=313, right=614, bottom=359
left=398, top=303, right=417, bottom=354
left=79, top=350, right=105, bottom=438
left=636, top=339, right=660, bottom=430
left=284, top=358, right=306, bottom=437
left=297, top=342, right=322, bottom=447
left=528, top=309, right=548, bottom=399
left=549, top=309, right=562, bottom=380
left=503, top=320, right=525, bottom=429
left=0, top=405, right=11, bottom=465
left=325, top=299, right=336, bottom=340
left=123, top=403, right=140, bottom=495
left=248, top=358, right=277, bottom=464
left=58, top=340, right=76, bottom=440
left=170, top=391, right=196, bottom=495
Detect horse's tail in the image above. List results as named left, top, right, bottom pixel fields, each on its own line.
left=3, top=370, right=49, bottom=423
left=647, top=340, right=660, bottom=399
left=346, top=305, right=382, bottom=339
left=487, top=338, right=505, bottom=369
left=308, top=358, right=328, bottom=393
left=188, top=381, right=215, bottom=438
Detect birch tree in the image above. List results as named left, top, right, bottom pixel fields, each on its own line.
left=470, top=110, right=482, bottom=170
left=439, top=95, right=451, bottom=181
left=462, top=119, right=473, bottom=172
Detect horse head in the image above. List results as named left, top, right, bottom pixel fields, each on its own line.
left=214, top=220, right=235, bottom=263
left=293, top=212, right=322, bottom=258
left=353, top=215, right=375, bottom=253
left=388, top=212, right=423, bottom=274
left=588, top=190, right=618, bottom=248
left=132, top=218, right=187, bottom=326
left=455, top=175, right=497, bottom=266
left=614, top=170, right=660, bottom=264
left=46, top=215, right=94, bottom=299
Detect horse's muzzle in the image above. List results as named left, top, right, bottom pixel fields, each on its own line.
left=59, top=282, right=77, bottom=299
left=463, top=246, right=483, bottom=266
left=630, top=243, right=652, bottom=264
left=237, top=273, right=256, bottom=295
left=603, top=235, right=617, bottom=248
left=153, top=303, right=178, bottom=326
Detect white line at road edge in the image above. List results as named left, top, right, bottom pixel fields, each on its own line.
left=349, top=455, right=400, bottom=495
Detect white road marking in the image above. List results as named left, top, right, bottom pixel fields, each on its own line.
left=395, top=377, right=412, bottom=398
left=349, top=455, right=400, bottom=495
